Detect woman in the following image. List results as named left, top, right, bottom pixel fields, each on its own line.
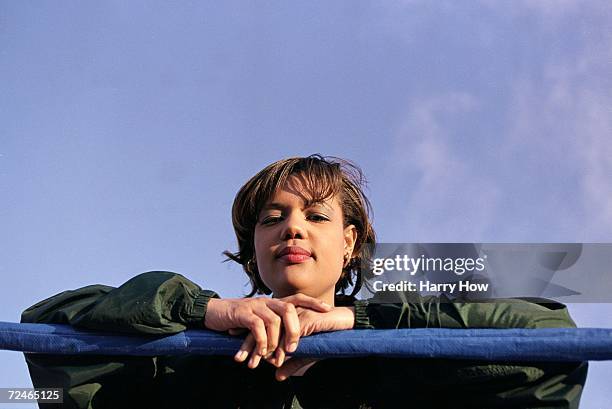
left=22, top=154, right=587, bottom=408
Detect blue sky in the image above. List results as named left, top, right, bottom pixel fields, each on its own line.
left=1, top=1, right=611, bottom=407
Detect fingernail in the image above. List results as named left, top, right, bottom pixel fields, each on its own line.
left=321, top=302, right=331, bottom=308
left=264, top=350, right=274, bottom=359
left=260, top=347, right=267, bottom=356
left=287, top=342, right=297, bottom=353
left=239, top=350, right=248, bottom=360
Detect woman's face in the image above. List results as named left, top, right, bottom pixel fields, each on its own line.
left=254, top=174, right=357, bottom=303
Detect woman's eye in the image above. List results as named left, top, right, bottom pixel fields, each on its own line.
left=308, top=214, right=329, bottom=222
left=260, top=214, right=328, bottom=225
left=261, top=216, right=282, bottom=225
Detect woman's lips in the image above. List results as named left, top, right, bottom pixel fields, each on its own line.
left=276, top=245, right=312, bottom=263
left=278, top=254, right=312, bottom=263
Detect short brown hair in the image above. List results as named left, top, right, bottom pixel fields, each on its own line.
left=223, top=154, right=376, bottom=297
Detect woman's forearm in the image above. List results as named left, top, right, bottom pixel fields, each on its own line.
left=352, top=295, right=577, bottom=329
left=21, top=271, right=219, bottom=335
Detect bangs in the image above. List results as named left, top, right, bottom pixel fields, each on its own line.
left=253, top=159, right=344, bottom=219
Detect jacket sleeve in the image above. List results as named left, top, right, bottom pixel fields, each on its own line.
left=21, top=270, right=219, bottom=335
left=352, top=293, right=586, bottom=409
left=20, top=271, right=220, bottom=409
left=353, top=292, right=576, bottom=329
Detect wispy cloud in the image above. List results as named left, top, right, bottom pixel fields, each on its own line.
left=381, top=1, right=612, bottom=241
left=383, top=92, right=502, bottom=241
left=502, top=21, right=612, bottom=238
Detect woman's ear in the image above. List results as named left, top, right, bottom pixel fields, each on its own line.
left=343, top=224, right=357, bottom=256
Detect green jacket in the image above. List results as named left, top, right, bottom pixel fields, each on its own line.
left=21, top=271, right=587, bottom=409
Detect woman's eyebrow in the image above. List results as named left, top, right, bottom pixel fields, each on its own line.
left=262, top=201, right=334, bottom=213
left=307, top=201, right=334, bottom=213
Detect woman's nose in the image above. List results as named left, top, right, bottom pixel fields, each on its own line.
left=280, top=213, right=307, bottom=240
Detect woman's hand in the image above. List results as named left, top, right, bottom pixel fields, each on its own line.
left=274, top=357, right=319, bottom=381
left=205, top=294, right=332, bottom=368
left=234, top=305, right=356, bottom=374
left=295, top=305, right=355, bottom=336
left=269, top=306, right=355, bottom=373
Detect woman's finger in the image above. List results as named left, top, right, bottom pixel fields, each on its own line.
left=267, top=300, right=300, bottom=353
left=275, top=357, right=319, bottom=381
left=248, top=350, right=263, bottom=369
left=282, top=293, right=332, bottom=313
left=243, top=316, right=267, bottom=357
left=264, top=334, right=287, bottom=368
left=234, top=332, right=255, bottom=363
left=274, top=343, right=286, bottom=367
left=252, top=305, right=282, bottom=357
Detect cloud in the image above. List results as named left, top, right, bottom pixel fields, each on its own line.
left=502, top=26, right=612, bottom=238
left=381, top=1, right=612, bottom=241
left=384, top=92, right=502, bottom=241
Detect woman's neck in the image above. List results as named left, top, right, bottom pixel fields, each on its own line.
left=318, top=289, right=336, bottom=307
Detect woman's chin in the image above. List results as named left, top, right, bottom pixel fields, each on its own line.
left=271, top=274, right=316, bottom=296
left=275, top=262, right=312, bottom=277
left=278, top=277, right=312, bottom=293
